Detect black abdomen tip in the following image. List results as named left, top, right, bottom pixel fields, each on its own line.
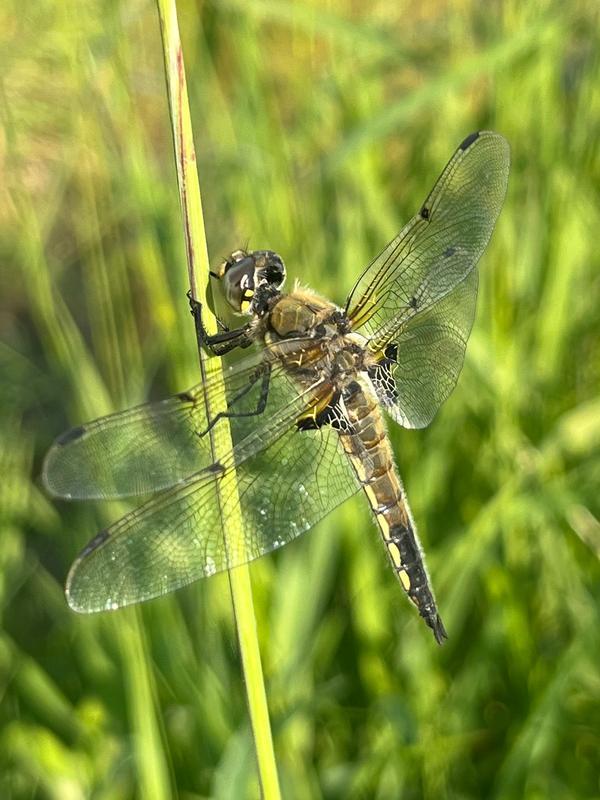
left=431, top=614, right=448, bottom=645
left=459, top=131, right=480, bottom=151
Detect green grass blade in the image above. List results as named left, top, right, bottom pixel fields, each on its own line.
left=155, top=2, right=281, bottom=797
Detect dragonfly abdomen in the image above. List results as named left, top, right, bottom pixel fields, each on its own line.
left=341, top=383, right=447, bottom=644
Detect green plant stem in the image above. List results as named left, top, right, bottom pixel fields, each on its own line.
left=155, top=2, right=281, bottom=797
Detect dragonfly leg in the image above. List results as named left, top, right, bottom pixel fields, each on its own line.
left=197, top=365, right=271, bottom=438
left=215, top=316, right=229, bottom=332
left=188, top=292, right=251, bottom=356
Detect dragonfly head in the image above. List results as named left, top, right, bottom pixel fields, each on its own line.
left=212, top=249, right=286, bottom=316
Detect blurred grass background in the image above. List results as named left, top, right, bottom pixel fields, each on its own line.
left=1, top=0, right=600, bottom=798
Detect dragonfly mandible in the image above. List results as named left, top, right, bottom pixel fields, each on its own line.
left=44, top=131, right=510, bottom=642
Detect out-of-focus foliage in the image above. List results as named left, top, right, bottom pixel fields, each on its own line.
left=1, top=0, right=599, bottom=797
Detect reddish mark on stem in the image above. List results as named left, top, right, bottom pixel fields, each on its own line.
left=175, top=43, right=196, bottom=287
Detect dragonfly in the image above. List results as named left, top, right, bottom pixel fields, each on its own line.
left=44, top=131, right=510, bottom=643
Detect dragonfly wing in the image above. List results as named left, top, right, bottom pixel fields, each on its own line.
left=65, top=421, right=361, bottom=612
left=43, top=344, right=316, bottom=500
left=345, top=131, right=509, bottom=349
left=369, top=269, right=478, bottom=428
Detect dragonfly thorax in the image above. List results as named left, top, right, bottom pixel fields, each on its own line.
left=266, top=289, right=346, bottom=339
left=262, top=289, right=372, bottom=394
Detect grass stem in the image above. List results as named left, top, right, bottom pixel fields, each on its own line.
left=155, top=2, right=281, bottom=797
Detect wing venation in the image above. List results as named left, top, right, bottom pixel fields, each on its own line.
left=66, top=422, right=361, bottom=612
left=43, top=342, right=321, bottom=500
left=345, top=131, right=510, bottom=349
left=348, top=131, right=509, bottom=427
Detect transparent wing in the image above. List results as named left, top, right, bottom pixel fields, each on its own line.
left=43, top=342, right=321, bottom=500
left=370, top=269, right=478, bottom=428
left=345, top=131, right=510, bottom=349
left=65, top=423, right=361, bottom=612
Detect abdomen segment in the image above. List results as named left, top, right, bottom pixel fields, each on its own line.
left=340, top=384, right=447, bottom=644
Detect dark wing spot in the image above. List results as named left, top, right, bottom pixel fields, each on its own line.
left=297, top=417, right=318, bottom=432
left=79, top=528, right=110, bottom=558
left=443, top=246, right=456, bottom=258
left=56, top=425, right=86, bottom=446
left=176, top=391, right=195, bottom=403
left=367, top=357, right=398, bottom=407
left=420, top=206, right=430, bottom=220
left=384, top=343, right=398, bottom=361
left=459, top=131, right=479, bottom=151
left=409, top=296, right=418, bottom=309
left=297, top=390, right=353, bottom=433
left=206, top=461, right=225, bottom=475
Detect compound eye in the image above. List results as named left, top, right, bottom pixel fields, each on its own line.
left=256, top=252, right=286, bottom=289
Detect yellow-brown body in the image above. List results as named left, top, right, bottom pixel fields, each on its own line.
left=257, top=288, right=446, bottom=642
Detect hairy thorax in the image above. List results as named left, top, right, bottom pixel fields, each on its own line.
left=257, top=289, right=375, bottom=390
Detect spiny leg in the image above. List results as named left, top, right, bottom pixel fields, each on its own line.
left=188, top=291, right=252, bottom=356
left=197, top=365, right=272, bottom=439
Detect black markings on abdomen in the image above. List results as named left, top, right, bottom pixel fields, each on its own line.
left=390, top=524, right=420, bottom=570
left=389, top=523, right=447, bottom=644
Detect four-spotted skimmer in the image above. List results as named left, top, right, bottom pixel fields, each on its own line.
left=44, top=131, right=510, bottom=642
